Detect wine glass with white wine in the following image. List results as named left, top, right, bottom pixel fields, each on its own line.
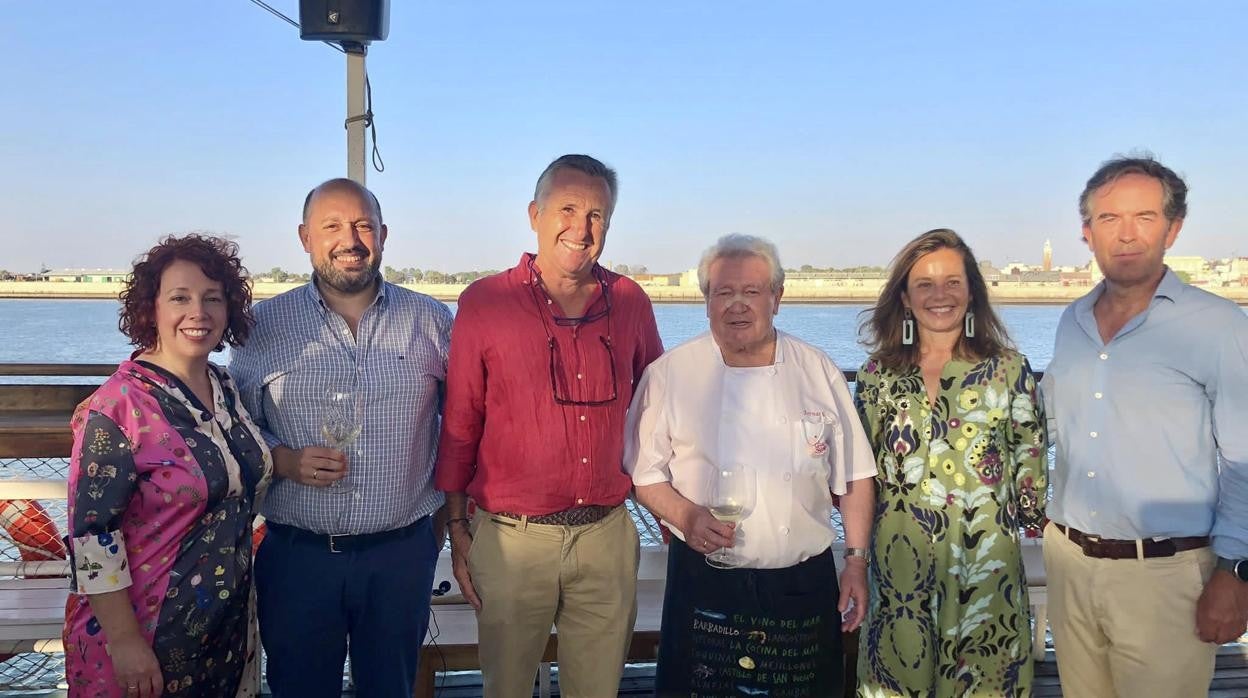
left=321, top=389, right=361, bottom=492
left=705, top=463, right=756, bottom=568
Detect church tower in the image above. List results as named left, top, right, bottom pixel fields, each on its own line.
left=1043, top=239, right=1053, bottom=272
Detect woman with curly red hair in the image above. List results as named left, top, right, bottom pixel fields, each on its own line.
left=63, top=234, right=272, bottom=698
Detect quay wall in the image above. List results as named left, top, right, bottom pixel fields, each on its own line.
left=3, top=280, right=1247, bottom=305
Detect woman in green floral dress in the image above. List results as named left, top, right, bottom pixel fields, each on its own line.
left=854, top=229, right=1047, bottom=697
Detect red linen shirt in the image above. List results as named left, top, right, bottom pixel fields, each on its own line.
left=435, top=254, right=664, bottom=515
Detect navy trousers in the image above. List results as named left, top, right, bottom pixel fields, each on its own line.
left=256, top=516, right=439, bottom=698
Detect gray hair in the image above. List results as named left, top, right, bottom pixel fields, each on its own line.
left=1078, top=154, right=1188, bottom=224
left=533, top=154, right=619, bottom=214
left=697, top=234, right=786, bottom=296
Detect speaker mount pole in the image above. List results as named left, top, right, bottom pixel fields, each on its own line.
left=344, top=42, right=368, bottom=185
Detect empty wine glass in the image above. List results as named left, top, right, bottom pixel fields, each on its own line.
left=321, top=389, right=361, bottom=491
left=705, top=463, right=756, bottom=568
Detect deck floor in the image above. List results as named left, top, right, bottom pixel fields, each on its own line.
left=5, top=648, right=1247, bottom=697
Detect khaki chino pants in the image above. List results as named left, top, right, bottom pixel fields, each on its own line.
left=467, top=505, right=640, bottom=698
left=1042, top=521, right=1217, bottom=698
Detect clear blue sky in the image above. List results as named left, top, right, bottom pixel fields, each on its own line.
left=4, top=1, right=1246, bottom=275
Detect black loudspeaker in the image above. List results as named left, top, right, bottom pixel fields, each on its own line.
left=299, top=0, right=390, bottom=44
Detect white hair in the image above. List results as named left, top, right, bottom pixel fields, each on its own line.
left=696, top=234, right=785, bottom=296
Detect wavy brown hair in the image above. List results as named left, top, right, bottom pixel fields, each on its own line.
left=119, top=234, right=255, bottom=352
left=859, top=228, right=1013, bottom=370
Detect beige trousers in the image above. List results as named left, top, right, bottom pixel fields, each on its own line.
left=1042, top=521, right=1217, bottom=698
left=467, top=505, right=640, bottom=698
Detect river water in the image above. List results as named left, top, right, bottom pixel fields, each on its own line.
left=0, top=298, right=1064, bottom=371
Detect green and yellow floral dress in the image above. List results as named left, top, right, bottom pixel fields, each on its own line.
left=854, top=352, right=1046, bottom=698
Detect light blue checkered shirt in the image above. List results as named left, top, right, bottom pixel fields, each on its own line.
left=230, top=280, right=451, bottom=535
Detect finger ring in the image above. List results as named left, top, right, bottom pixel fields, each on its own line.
left=313, top=470, right=319, bottom=480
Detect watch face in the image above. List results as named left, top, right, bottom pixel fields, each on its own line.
left=1236, top=560, right=1248, bottom=582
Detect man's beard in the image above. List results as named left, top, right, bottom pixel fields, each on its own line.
left=315, top=253, right=380, bottom=295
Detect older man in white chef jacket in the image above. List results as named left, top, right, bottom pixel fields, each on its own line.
left=625, top=233, right=876, bottom=697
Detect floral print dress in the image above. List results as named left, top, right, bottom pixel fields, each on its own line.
left=63, top=359, right=272, bottom=698
left=854, top=352, right=1046, bottom=698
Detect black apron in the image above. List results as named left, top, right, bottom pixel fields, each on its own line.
left=655, top=537, right=845, bottom=697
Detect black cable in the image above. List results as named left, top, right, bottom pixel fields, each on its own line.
left=366, top=75, right=385, bottom=173
left=246, top=0, right=346, bottom=53
left=426, top=605, right=448, bottom=696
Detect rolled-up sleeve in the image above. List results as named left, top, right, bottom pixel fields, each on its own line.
left=830, top=364, right=877, bottom=490
left=624, top=363, right=673, bottom=487
left=435, top=307, right=486, bottom=493
left=1211, top=316, right=1248, bottom=559
left=67, top=412, right=136, bottom=595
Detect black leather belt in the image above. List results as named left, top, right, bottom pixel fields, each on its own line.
left=1054, top=523, right=1209, bottom=560
left=493, top=504, right=617, bottom=526
left=266, top=518, right=426, bottom=554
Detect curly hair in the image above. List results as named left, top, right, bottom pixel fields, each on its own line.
left=859, top=228, right=1013, bottom=370
left=119, top=234, right=255, bottom=352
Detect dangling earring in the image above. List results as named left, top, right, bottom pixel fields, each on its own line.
left=902, top=308, right=915, bottom=345
left=964, top=310, right=975, bottom=338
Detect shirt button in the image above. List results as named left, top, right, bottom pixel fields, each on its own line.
left=579, top=415, right=587, bottom=422
left=1087, top=471, right=1096, bottom=478
left=576, top=498, right=584, bottom=505
left=581, top=457, right=589, bottom=464
left=1099, top=353, right=1109, bottom=360
left=783, top=472, right=792, bottom=482
left=1094, top=392, right=1103, bottom=399
left=576, top=373, right=583, bottom=380
left=1090, top=431, right=1098, bottom=438
left=768, top=368, right=778, bottom=376
left=779, top=526, right=790, bottom=535
left=1090, top=510, right=1098, bottom=517
left=778, top=417, right=787, bottom=424
left=354, top=492, right=362, bottom=500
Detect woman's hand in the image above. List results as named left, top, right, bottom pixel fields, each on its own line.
left=109, top=634, right=164, bottom=698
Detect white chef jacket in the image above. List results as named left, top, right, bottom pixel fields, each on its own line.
left=624, top=331, right=877, bottom=569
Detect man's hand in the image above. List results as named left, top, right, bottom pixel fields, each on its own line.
left=273, top=446, right=348, bottom=487
left=838, top=557, right=868, bottom=632
left=108, top=634, right=164, bottom=698
left=678, top=505, right=736, bottom=556
left=448, top=522, right=481, bottom=611
left=1196, top=569, right=1248, bottom=644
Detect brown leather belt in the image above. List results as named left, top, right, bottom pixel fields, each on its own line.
left=1055, top=523, right=1209, bottom=560
left=493, top=504, right=616, bottom=527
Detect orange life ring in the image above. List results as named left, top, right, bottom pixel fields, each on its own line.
left=0, top=499, right=66, bottom=567
left=0, top=499, right=66, bottom=661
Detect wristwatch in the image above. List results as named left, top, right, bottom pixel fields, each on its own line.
left=844, top=547, right=870, bottom=563
left=1216, top=557, right=1248, bottom=582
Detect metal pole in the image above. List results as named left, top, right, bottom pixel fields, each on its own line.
left=346, top=47, right=367, bottom=185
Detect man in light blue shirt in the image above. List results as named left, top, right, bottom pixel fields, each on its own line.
left=231, top=178, right=451, bottom=698
left=1042, top=155, right=1248, bottom=697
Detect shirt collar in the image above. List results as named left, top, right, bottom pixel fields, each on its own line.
left=1078, top=264, right=1183, bottom=314
left=303, top=276, right=388, bottom=315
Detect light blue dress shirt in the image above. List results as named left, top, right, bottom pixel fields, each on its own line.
left=1042, top=268, right=1248, bottom=559
left=230, top=281, right=452, bottom=535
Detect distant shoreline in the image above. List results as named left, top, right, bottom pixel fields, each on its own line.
left=5, top=281, right=1247, bottom=305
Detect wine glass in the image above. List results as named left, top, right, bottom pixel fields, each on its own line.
left=705, top=463, right=756, bottom=568
left=320, top=389, right=361, bottom=491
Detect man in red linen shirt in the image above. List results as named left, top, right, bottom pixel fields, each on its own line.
left=435, top=154, right=663, bottom=697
